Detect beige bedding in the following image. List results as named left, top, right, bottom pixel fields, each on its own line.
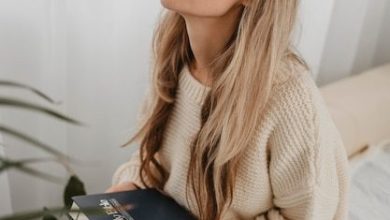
left=320, top=63, right=390, bottom=158
left=348, top=139, right=390, bottom=220
left=319, top=63, right=390, bottom=220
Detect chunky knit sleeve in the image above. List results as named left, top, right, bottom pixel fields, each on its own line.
left=111, top=148, right=148, bottom=188
left=261, top=72, right=350, bottom=220
left=111, top=87, right=155, bottom=188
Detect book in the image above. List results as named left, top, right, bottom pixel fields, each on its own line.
left=68, top=188, right=196, bottom=220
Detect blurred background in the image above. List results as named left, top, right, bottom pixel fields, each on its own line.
left=0, top=0, right=389, bottom=218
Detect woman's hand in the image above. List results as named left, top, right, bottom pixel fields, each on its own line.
left=105, top=181, right=139, bottom=193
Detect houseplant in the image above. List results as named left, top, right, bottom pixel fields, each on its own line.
left=0, top=80, right=88, bottom=220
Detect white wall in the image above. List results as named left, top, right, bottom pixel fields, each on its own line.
left=0, top=0, right=161, bottom=212
left=317, top=0, right=390, bottom=85
left=351, top=0, right=389, bottom=75
left=295, top=0, right=336, bottom=78
left=0, top=1, right=66, bottom=212
left=373, top=1, right=390, bottom=67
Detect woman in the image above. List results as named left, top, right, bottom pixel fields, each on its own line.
left=106, top=0, right=350, bottom=219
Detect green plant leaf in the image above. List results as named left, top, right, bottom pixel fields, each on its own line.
left=0, top=81, right=60, bottom=104
left=63, top=175, right=86, bottom=209
left=0, top=142, right=78, bottom=175
left=0, top=207, right=65, bottom=220
left=13, top=157, right=58, bottom=164
left=0, top=158, right=8, bottom=173
left=0, top=125, right=70, bottom=160
left=0, top=97, right=83, bottom=125
left=14, top=163, right=65, bottom=184
left=0, top=156, right=64, bottom=183
left=0, top=206, right=104, bottom=220
left=42, top=207, right=57, bottom=220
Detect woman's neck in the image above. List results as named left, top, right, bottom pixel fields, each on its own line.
left=182, top=7, right=243, bottom=86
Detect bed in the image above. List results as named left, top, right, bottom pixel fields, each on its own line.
left=320, top=63, right=390, bottom=220
left=349, top=140, right=390, bottom=220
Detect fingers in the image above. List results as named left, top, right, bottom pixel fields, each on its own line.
left=105, top=182, right=138, bottom=193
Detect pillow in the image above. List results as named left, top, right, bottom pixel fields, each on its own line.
left=320, top=63, right=390, bottom=158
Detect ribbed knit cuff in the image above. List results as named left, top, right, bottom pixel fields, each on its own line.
left=112, top=163, right=145, bottom=188
left=254, top=208, right=286, bottom=220
left=267, top=208, right=286, bottom=220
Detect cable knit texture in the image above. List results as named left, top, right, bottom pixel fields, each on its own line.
left=112, top=64, right=350, bottom=220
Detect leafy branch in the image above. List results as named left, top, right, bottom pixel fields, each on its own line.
left=0, top=80, right=89, bottom=220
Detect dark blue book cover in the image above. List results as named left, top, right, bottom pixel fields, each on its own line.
left=70, top=188, right=196, bottom=220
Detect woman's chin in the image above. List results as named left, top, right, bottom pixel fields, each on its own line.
left=160, top=0, right=176, bottom=11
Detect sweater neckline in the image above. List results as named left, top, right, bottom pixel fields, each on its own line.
left=179, top=64, right=211, bottom=106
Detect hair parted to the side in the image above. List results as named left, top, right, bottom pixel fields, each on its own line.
left=121, top=0, right=308, bottom=219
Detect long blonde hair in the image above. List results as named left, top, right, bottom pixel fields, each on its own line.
left=122, top=1, right=307, bottom=219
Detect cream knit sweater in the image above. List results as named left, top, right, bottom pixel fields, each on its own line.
left=112, top=64, right=350, bottom=220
